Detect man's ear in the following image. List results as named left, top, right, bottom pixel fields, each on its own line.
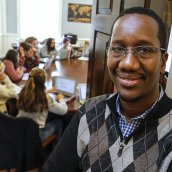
left=160, top=52, right=168, bottom=74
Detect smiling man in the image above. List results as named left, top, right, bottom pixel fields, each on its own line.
left=43, top=7, right=172, bottom=172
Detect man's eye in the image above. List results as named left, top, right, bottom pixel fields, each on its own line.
left=137, top=47, right=153, bottom=54
left=111, top=47, right=124, bottom=53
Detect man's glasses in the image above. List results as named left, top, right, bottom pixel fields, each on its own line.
left=106, top=46, right=166, bottom=59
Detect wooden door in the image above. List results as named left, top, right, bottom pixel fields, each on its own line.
left=87, top=0, right=167, bottom=98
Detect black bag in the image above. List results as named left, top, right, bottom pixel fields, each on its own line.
left=64, top=34, right=77, bottom=44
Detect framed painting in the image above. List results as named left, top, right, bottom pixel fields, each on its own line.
left=68, top=3, right=92, bottom=23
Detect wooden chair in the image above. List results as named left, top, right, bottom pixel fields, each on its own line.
left=0, top=169, right=16, bottom=172
left=42, top=133, right=58, bottom=149
left=5, top=98, right=18, bottom=117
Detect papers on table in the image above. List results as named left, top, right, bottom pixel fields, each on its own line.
left=22, top=73, right=29, bottom=80
left=78, top=56, right=89, bottom=61
left=39, top=63, right=45, bottom=69
left=13, top=83, right=22, bottom=94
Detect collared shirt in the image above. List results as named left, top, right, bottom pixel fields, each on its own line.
left=116, top=87, right=164, bottom=139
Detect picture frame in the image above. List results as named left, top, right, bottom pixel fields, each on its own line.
left=68, top=3, right=92, bottom=23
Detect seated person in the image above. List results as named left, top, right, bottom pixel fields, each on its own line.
left=0, top=61, right=17, bottom=113
left=25, top=36, right=40, bottom=60
left=17, top=68, right=68, bottom=141
left=58, top=37, right=76, bottom=60
left=3, top=49, right=25, bottom=83
left=40, top=38, right=58, bottom=58
left=18, top=42, right=39, bottom=72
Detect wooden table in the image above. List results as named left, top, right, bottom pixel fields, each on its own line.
left=46, top=58, right=88, bottom=112
left=17, top=58, right=88, bottom=112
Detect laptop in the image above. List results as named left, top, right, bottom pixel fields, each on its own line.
left=44, top=57, right=55, bottom=69
left=38, top=63, right=45, bottom=69
left=52, top=76, right=77, bottom=97
left=39, top=57, right=55, bottom=70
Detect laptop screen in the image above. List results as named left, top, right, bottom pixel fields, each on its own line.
left=53, top=76, right=77, bottom=96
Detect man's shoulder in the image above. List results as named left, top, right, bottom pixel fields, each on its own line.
left=77, top=94, right=114, bottom=121
left=84, top=94, right=111, bottom=111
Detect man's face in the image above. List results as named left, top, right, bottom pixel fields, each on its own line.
left=107, top=14, right=168, bottom=102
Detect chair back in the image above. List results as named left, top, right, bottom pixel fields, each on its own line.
left=0, top=114, right=43, bottom=171
left=6, top=98, right=18, bottom=117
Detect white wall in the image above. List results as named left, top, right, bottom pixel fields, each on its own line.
left=0, top=0, right=19, bottom=57
left=166, top=26, right=172, bottom=98
left=61, top=0, right=93, bottom=39
left=0, top=0, right=93, bottom=57
left=19, top=0, right=62, bottom=42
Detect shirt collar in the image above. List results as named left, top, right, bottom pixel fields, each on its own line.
left=116, top=87, right=164, bottom=121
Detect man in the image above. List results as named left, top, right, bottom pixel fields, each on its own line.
left=43, top=7, right=172, bottom=172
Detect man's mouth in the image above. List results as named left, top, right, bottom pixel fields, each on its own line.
left=117, top=73, right=144, bottom=87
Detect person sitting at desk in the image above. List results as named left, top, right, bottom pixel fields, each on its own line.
left=25, top=36, right=40, bottom=60
left=40, top=38, right=58, bottom=59
left=17, top=68, right=68, bottom=141
left=58, top=37, right=76, bottom=60
left=18, top=42, right=39, bottom=72
left=0, top=61, right=17, bottom=113
left=3, top=49, right=25, bottom=83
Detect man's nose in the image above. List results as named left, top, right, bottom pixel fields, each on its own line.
left=119, top=49, right=140, bottom=70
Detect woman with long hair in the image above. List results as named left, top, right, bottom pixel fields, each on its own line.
left=40, top=38, right=58, bottom=58
left=17, top=68, right=68, bottom=140
left=3, top=49, right=25, bottom=83
left=18, top=42, right=39, bottom=72
left=25, top=36, right=40, bottom=59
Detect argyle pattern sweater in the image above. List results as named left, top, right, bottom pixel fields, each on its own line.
left=43, top=93, right=172, bottom=172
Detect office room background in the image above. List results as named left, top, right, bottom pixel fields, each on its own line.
left=0, top=0, right=92, bottom=57
left=0, top=0, right=172, bottom=98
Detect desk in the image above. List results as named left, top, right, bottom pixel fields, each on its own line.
left=53, top=59, right=87, bottom=82
left=17, top=59, right=88, bottom=112
left=50, top=59, right=88, bottom=112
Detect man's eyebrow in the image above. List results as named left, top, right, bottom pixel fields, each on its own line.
left=110, top=40, right=124, bottom=46
left=135, top=40, right=155, bottom=46
left=110, top=40, right=154, bottom=46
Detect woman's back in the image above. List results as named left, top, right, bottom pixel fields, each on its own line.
left=17, top=68, right=68, bottom=128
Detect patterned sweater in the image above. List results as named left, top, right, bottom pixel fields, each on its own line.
left=43, top=93, right=172, bottom=172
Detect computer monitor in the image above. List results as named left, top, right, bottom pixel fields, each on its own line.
left=52, top=76, right=77, bottom=96
left=64, top=34, right=77, bottom=44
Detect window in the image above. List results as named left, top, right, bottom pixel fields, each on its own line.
left=19, top=0, right=62, bottom=41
